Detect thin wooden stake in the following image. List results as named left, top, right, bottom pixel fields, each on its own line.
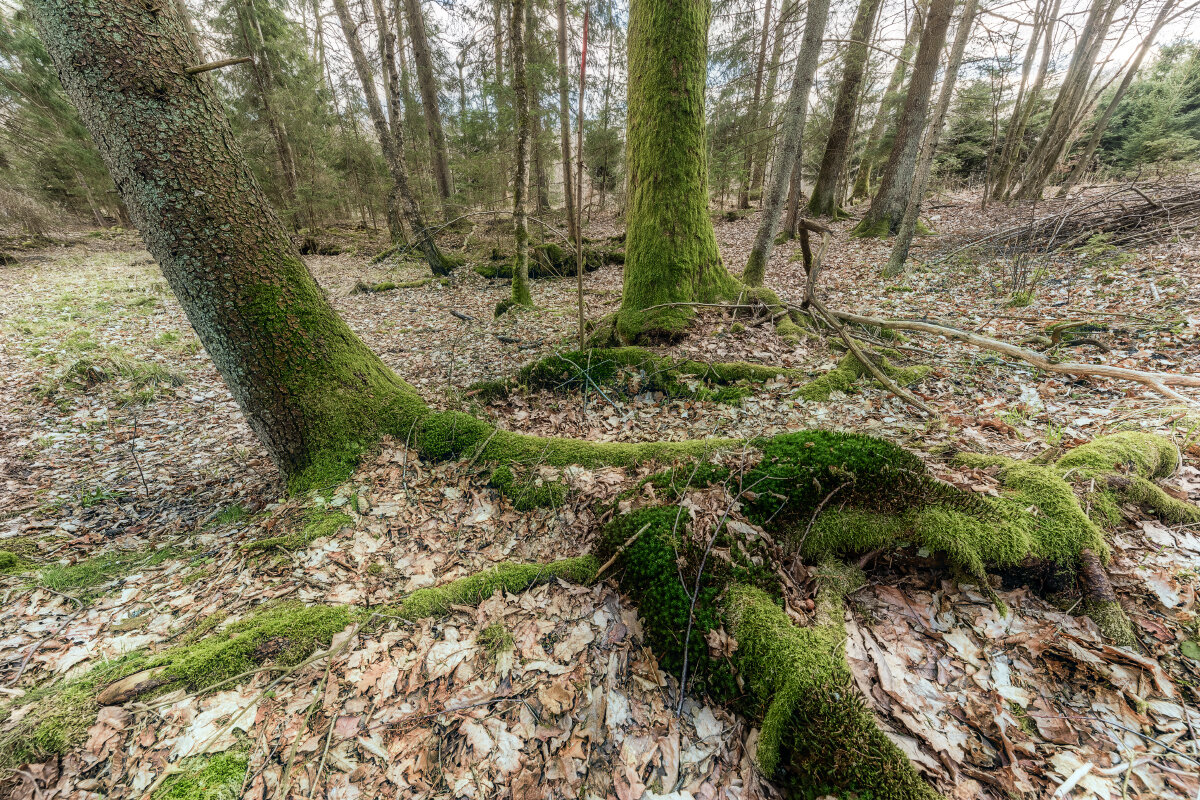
left=575, top=4, right=589, bottom=349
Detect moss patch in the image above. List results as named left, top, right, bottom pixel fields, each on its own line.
left=491, top=465, right=567, bottom=510
left=41, top=546, right=182, bottom=597
left=240, top=508, right=353, bottom=553
left=796, top=352, right=929, bottom=401
left=388, top=558, right=598, bottom=620
left=153, top=752, right=248, bottom=800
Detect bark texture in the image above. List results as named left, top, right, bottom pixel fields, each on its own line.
left=808, top=0, right=884, bottom=217
left=742, top=0, right=832, bottom=287
left=854, top=0, right=954, bottom=237
left=615, top=0, right=739, bottom=340
left=26, top=0, right=424, bottom=489
left=738, top=0, right=772, bottom=209
left=884, top=0, right=979, bottom=274
left=333, top=0, right=452, bottom=274
left=403, top=0, right=454, bottom=208
left=850, top=0, right=927, bottom=201
left=508, top=0, right=532, bottom=309
left=556, top=0, right=578, bottom=246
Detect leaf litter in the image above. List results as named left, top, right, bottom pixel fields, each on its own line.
left=0, top=200, right=1198, bottom=798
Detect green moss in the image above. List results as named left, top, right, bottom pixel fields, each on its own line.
left=1081, top=599, right=1136, bottom=648
left=240, top=509, right=352, bottom=553
left=391, top=558, right=598, bottom=620
left=41, top=546, right=181, bottom=596
left=0, top=653, right=147, bottom=769
left=0, top=550, right=31, bottom=573
left=725, top=585, right=936, bottom=798
left=491, top=465, right=567, bottom=510
left=1057, top=432, right=1180, bottom=480
left=153, top=752, right=248, bottom=800
left=796, top=353, right=929, bottom=401
left=351, top=278, right=431, bottom=294
left=162, top=601, right=351, bottom=689
left=850, top=216, right=893, bottom=238
left=211, top=504, right=249, bottom=526
left=478, top=623, right=515, bottom=658
left=1117, top=475, right=1200, bottom=524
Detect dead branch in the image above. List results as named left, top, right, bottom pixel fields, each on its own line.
left=826, top=309, right=1198, bottom=406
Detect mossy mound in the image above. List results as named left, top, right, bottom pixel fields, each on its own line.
left=473, top=242, right=623, bottom=280
left=796, top=352, right=930, bottom=401
left=597, top=500, right=935, bottom=798
left=466, top=347, right=797, bottom=407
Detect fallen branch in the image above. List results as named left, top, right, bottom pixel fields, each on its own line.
left=185, top=56, right=253, bottom=75
left=826, top=310, right=1198, bottom=406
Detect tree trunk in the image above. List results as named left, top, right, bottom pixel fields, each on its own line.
left=738, top=0, right=773, bottom=209
left=236, top=0, right=302, bottom=225
left=333, top=0, right=452, bottom=273
left=26, top=0, right=425, bottom=489
left=556, top=0, right=578, bottom=246
left=988, top=0, right=1052, bottom=200
left=885, top=0, right=979, bottom=275
left=527, top=0, right=551, bottom=215
left=742, top=0, right=832, bottom=287
left=597, top=22, right=616, bottom=213
left=508, top=0, right=532, bottom=308
left=1057, top=0, right=1177, bottom=196
left=615, top=0, right=740, bottom=341
left=808, top=0, right=884, bottom=217
left=849, top=0, right=927, bottom=201
left=854, top=0, right=955, bottom=237
left=1014, top=0, right=1121, bottom=199
left=402, top=0, right=454, bottom=211
left=749, top=0, right=799, bottom=202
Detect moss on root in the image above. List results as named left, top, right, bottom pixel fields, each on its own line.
left=154, top=752, right=248, bottom=800
left=240, top=509, right=354, bottom=553
left=490, top=465, right=567, bottom=510
left=465, top=347, right=797, bottom=407
left=387, top=558, right=598, bottom=620
left=796, top=352, right=930, bottom=401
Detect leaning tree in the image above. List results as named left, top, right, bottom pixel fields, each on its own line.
left=26, top=2, right=1199, bottom=799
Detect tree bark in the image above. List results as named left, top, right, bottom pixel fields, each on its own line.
left=738, top=0, right=773, bottom=209
left=850, top=0, right=927, bottom=201
left=884, top=0, right=979, bottom=275
left=235, top=0, right=302, bottom=225
left=988, top=0, right=1053, bottom=200
left=808, top=0, right=884, bottom=217
left=556, top=0, right=578, bottom=246
left=742, top=0, right=832, bottom=287
left=615, top=0, right=741, bottom=341
left=1057, top=0, right=1178, bottom=195
left=749, top=0, right=799, bottom=201
left=333, top=0, right=452, bottom=273
left=527, top=0, right=551, bottom=214
left=402, top=0, right=454, bottom=211
left=854, top=0, right=954, bottom=237
left=1014, top=0, right=1121, bottom=199
left=508, top=0, right=532, bottom=308
left=26, top=0, right=425, bottom=488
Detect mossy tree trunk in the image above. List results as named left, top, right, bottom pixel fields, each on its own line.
left=27, top=0, right=427, bottom=489
left=749, top=0, right=798, bottom=201
left=615, top=0, right=742, bottom=340
left=853, top=0, right=954, bottom=237
left=737, top=0, right=772, bottom=210
left=507, top=0, right=533, bottom=310
left=741, top=0, right=831, bottom=287
left=333, top=0, right=454, bottom=275
left=807, top=0, right=883, bottom=218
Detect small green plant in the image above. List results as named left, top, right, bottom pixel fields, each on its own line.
left=80, top=486, right=129, bottom=507
left=479, top=622, right=515, bottom=659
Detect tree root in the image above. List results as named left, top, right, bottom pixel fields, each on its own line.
left=825, top=309, right=1200, bottom=406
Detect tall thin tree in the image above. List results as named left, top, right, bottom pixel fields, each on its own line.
left=402, top=0, right=454, bottom=209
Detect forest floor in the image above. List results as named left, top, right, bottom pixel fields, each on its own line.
left=1, top=190, right=1199, bottom=800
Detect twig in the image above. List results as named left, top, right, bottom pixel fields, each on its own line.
left=5, top=609, right=83, bottom=687
left=810, top=300, right=937, bottom=416
left=592, top=523, right=652, bottom=580
left=185, top=56, right=253, bottom=75
left=129, top=416, right=151, bottom=498
left=826, top=310, right=1199, bottom=405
